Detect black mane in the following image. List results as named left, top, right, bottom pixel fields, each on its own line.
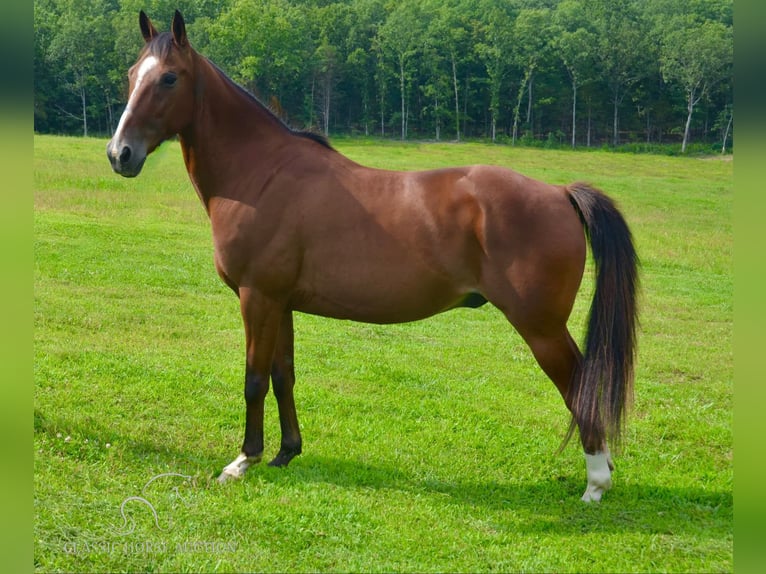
left=294, top=130, right=333, bottom=149
left=209, top=57, right=334, bottom=150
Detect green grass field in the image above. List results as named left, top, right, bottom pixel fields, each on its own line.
left=34, top=134, right=732, bottom=572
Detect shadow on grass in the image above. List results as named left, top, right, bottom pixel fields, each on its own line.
left=256, top=454, right=731, bottom=535
left=35, top=408, right=731, bottom=538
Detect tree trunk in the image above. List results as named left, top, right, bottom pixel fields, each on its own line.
left=451, top=54, right=460, bottom=142
left=721, top=108, right=733, bottom=154
left=526, top=74, right=533, bottom=135
left=105, top=88, right=114, bottom=135
left=323, top=90, right=330, bottom=135
left=323, top=74, right=331, bottom=136
left=682, top=90, right=695, bottom=153
left=405, top=100, right=409, bottom=139
left=379, top=76, right=385, bottom=137
left=512, top=116, right=517, bottom=145
left=309, top=76, right=315, bottom=129
left=463, top=75, right=470, bottom=137
left=364, top=98, right=369, bottom=136
left=400, top=55, right=406, bottom=140
left=81, top=85, right=88, bottom=138
left=571, top=80, right=577, bottom=148
left=512, top=67, right=533, bottom=146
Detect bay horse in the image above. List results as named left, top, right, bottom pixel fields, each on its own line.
left=107, top=11, right=638, bottom=502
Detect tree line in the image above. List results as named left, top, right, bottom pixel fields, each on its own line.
left=34, top=0, right=733, bottom=152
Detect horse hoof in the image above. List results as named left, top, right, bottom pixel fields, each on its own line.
left=216, top=469, right=243, bottom=483
left=268, top=447, right=301, bottom=468
left=581, top=483, right=609, bottom=502
left=582, top=451, right=612, bottom=502
left=217, top=452, right=260, bottom=483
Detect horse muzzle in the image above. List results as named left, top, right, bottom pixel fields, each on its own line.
left=107, top=138, right=147, bottom=178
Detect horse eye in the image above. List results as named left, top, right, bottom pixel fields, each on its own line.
left=161, top=72, right=177, bottom=87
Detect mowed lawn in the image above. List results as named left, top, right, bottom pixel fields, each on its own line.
left=34, top=135, right=732, bottom=573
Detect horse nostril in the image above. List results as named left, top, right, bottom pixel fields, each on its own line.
left=119, top=146, right=132, bottom=164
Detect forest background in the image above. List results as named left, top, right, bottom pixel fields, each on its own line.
left=33, top=0, right=733, bottom=153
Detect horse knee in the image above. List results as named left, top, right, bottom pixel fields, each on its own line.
left=271, top=365, right=295, bottom=399
left=244, top=373, right=269, bottom=404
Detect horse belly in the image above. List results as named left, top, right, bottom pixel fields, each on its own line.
left=289, top=168, right=485, bottom=323
left=290, top=249, right=469, bottom=324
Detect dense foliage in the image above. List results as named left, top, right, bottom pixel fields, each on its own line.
left=34, top=0, right=733, bottom=151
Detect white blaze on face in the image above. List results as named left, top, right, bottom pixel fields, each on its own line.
left=110, top=55, right=159, bottom=153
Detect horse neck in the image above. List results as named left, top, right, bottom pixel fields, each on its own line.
left=178, top=53, right=293, bottom=209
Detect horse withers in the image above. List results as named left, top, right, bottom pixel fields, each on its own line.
left=107, top=10, right=638, bottom=502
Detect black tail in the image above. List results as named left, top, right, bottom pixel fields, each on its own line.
left=565, top=183, right=639, bottom=451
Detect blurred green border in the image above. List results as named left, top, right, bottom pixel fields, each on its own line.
left=733, top=1, right=765, bottom=572
left=22, top=0, right=756, bottom=572
left=2, top=2, right=32, bottom=573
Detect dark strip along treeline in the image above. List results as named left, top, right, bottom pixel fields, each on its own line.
left=34, top=0, right=733, bottom=153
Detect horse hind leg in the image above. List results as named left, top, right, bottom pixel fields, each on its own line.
left=518, top=326, right=613, bottom=502
left=582, top=451, right=612, bottom=502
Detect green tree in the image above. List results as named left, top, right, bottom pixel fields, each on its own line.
left=201, top=0, right=310, bottom=113
left=424, top=0, right=475, bottom=141
left=475, top=3, right=514, bottom=142
left=314, top=41, right=340, bottom=135
left=45, top=0, right=116, bottom=136
left=586, top=0, right=651, bottom=145
left=32, top=0, right=735, bottom=149
left=344, top=0, right=387, bottom=135
left=554, top=0, right=596, bottom=147
left=376, top=3, right=426, bottom=140
left=34, top=0, right=58, bottom=132
left=660, top=17, right=733, bottom=152
left=510, top=7, right=553, bottom=144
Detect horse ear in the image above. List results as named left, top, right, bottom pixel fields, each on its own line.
left=139, top=10, right=158, bottom=43
left=172, top=10, right=188, bottom=47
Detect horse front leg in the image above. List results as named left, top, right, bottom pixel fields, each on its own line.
left=217, top=288, right=283, bottom=483
left=268, top=310, right=302, bottom=467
